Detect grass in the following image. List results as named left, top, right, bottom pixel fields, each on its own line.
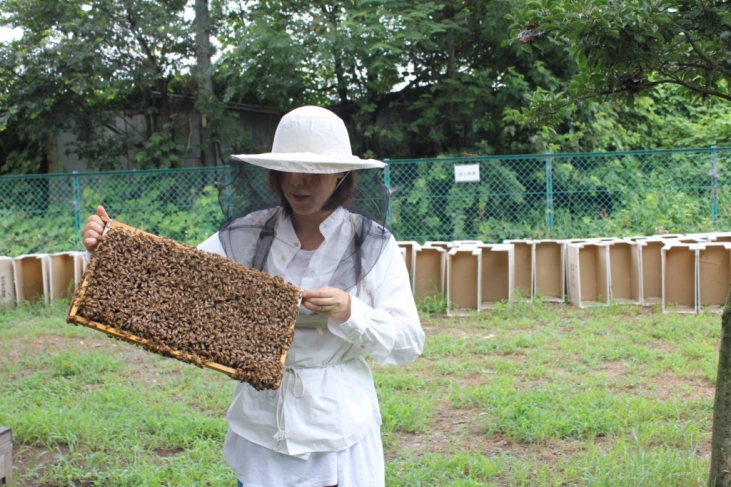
left=0, top=300, right=720, bottom=486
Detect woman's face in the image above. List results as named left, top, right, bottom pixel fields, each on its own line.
left=281, top=172, right=344, bottom=217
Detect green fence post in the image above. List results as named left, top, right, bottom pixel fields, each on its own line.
left=383, top=160, right=392, bottom=228
left=545, top=153, right=553, bottom=233
left=73, top=171, right=82, bottom=249
left=711, top=145, right=719, bottom=226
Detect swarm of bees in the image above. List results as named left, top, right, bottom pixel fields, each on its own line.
left=66, top=220, right=300, bottom=391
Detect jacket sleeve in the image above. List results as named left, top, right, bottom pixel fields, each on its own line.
left=329, top=236, right=425, bottom=366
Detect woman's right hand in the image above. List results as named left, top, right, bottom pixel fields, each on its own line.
left=82, top=206, right=110, bottom=252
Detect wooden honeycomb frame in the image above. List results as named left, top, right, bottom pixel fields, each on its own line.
left=67, top=218, right=301, bottom=390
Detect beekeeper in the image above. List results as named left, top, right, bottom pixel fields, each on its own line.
left=82, top=105, right=424, bottom=487
left=213, top=105, right=424, bottom=487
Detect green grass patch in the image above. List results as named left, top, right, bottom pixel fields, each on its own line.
left=0, top=301, right=720, bottom=486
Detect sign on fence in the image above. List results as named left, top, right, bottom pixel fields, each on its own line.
left=454, top=164, right=480, bottom=182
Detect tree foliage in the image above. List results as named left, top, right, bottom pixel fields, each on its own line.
left=0, top=0, right=729, bottom=174
left=0, top=0, right=196, bottom=173
left=506, top=0, right=731, bottom=128
left=214, top=0, right=585, bottom=157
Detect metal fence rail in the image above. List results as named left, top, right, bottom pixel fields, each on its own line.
left=2, top=147, right=730, bottom=255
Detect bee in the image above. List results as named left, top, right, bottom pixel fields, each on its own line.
left=67, top=221, right=299, bottom=390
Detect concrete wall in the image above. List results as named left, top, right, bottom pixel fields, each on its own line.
left=48, top=104, right=283, bottom=173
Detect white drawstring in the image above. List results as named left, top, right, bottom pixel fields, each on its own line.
left=269, top=359, right=354, bottom=452
left=334, top=171, right=351, bottom=191
left=272, top=366, right=305, bottom=450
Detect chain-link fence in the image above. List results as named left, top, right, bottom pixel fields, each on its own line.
left=2, top=147, right=730, bottom=255
left=387, top=146, right=730, bottom=242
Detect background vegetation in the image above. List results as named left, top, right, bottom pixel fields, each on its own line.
left=0, top=0, right=729, bottom=175
left=3, top=146, right=727, bottom=256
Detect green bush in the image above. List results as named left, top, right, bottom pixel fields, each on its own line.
left=1, top=148, right=727, bottom=254
left=1, top=184, right=224, bottom=256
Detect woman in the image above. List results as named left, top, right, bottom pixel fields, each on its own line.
left=82, top=106, right=424, bottom=487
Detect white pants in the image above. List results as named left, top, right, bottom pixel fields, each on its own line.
left=226, top=419, right=385, bottom=487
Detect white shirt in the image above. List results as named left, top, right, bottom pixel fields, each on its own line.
left=197, top=207, right=424, bottom=459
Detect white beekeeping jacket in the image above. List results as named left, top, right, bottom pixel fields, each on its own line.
left=197, top=206, right=424, bottom=457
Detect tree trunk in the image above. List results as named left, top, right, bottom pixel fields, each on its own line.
left=195, top=0, right=217, bottom=166
left=710, top=287, right=731, bottom=486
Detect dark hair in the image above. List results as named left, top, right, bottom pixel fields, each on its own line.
left=268, top=170, right=356, bottom=216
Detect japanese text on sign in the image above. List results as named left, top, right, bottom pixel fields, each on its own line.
left=454, top=164, right=480, bottom=182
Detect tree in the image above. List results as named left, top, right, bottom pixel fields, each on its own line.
left=0, top=0, right=196, bottom=173
left=214, top=0, right=427, bottom=154
left=214, top=0, right=589, bottom=157
left=2, top=0, right=727, bottom=174
left=194, top=0, right=219, bottom=167
left=214, top=0, right=724, bottom=158
left=505, top=0, right=731, bottom=128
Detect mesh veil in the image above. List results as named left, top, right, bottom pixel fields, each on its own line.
left=218, top=161, right=392, bottom=291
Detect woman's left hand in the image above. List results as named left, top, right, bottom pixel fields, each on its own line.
left=302, top=287, right=351, bottom=321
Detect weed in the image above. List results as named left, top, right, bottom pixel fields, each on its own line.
left=417, top=292, right=449, bottom=316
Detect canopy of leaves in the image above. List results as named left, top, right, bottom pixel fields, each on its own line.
left=0, top=0, right=195, bottom=173
left=0, top=0, right=728, bottom=174
left=214, top=0, right=586, bottom=158
left=506, top=0, right=731, bottom=128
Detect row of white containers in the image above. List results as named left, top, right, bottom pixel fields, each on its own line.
left=3, top=232, right=730, bottom=315
left=398, top=232, right=731, bottom=315
left=0, top=252, right=88, bottom=308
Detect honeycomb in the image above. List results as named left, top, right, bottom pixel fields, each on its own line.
left=67, top=220, right=300, bottom=390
